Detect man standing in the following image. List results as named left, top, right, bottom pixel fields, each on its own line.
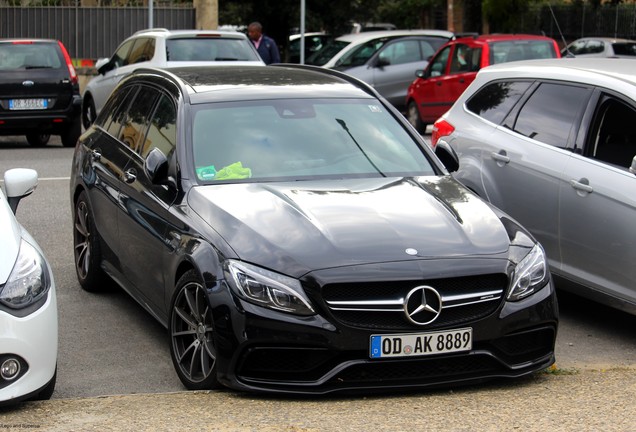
left=247, top=22, right=281, bottom=65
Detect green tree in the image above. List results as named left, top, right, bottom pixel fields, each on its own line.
left=482, top=0, right=541, bottom=33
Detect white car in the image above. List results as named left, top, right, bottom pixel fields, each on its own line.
left=82, top=28, right=265, bottom=128
left=562, top=37, right=636, bottom=58
left=0, top=169, right=58, bottom=405
left=306, top=30, right=453, bottom=110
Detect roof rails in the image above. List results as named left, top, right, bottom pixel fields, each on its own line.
left=452, top=32, right=479, bottom=40
left=132, top=28, right=170, bottom=36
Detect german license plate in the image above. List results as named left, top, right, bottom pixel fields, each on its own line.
left=370, top=328, right=472, bottom=358
left=9, top=99, right=48, bottom=110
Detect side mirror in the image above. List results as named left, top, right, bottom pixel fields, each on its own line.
left=630, top=156, right=636, bottom=175
left=375, top=57, right=390, bottom=68
left=144, top=147, right=170, bottom=185
left=434, top=140, right=459, bottom=173
left=3, top=168, right=38, bottom=214
left=96, top=58, right=114, bottom=75
left=415, top=69, right=425, bottom=78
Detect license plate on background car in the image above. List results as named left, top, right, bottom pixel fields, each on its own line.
left=9, top=99, right=48, bottom=110
left=370, top=328, right=472, bottom=359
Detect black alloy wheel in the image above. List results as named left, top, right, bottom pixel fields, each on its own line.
left=82, top=97, right=96, bottom=130
left=61, top=120, right=81, bottom=147
left=170, top=270, right=220, bottom=390
left=26, top=133, right=50, bottom=147
left=407, top=100, right=426, bottom=135
left=73, top=191, right=107, bottom=292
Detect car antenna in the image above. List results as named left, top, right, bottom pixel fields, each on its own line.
left=548, top=3, right=572, bottom=57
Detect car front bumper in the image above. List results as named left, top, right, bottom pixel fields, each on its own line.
left=211, top=276, right=558, bottom=395
left=0, top=282, right=58, bottom=405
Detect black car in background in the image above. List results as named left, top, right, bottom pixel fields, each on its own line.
left=0, top=39, right=82, bottom=147
left=69, top=65, right=558, bottom=394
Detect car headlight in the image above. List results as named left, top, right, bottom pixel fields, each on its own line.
left=0, top=239, right=51, bottom=309
left=507, top=244, right=548, bottom=302
left=226, top=260, right=315, bottom=316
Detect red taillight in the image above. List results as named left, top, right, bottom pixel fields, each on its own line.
left=11, top=40, right=34, bottom=45
left=431, top=118, right=455, bottom=148
left=57, top=41, right=78, bottom=85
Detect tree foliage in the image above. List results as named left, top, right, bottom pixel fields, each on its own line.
left=482, top=0, right=541, bottom=33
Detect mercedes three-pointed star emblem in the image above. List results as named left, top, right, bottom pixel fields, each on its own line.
left=404, top=286, right=442, bottom=325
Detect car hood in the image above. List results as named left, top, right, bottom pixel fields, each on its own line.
left=0, top=194, right=21, bottom=284
left=188, top=176, right=511, bottom=277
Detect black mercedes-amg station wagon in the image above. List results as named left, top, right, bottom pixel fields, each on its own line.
left=70, top=65, right=558, bottom=394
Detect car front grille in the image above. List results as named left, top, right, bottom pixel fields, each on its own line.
left=322, top=274, right=508, bottom=330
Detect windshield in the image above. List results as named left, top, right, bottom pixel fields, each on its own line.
left=334, top=38, right=390, bottom=68
left=305, top=40, right=350, bottom=65
left=166, top=38, right=260, bottom=61
left=191, top=98, right=435, bottom=182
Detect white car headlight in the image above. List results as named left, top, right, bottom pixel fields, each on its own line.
left=507, top=244, right=548, bottom=302
left=226, top=260, right=315, bottom=316
left=0, top=239, right=51, bottom=309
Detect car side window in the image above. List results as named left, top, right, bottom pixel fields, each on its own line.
left=140, top=93, right=177, bottom=159
left=588, top=97, right=636, bottom=169
left=466, top=80, right=532, bottom=125
left=511, top=82, right=592, bottom=148
left=585, top=40, right=605, bottom=54
left=128, top=37, right=155, bottom=64
left=427, top=45, right=450, bottom=77
left=117, top=86, right=161, bottom=152
left=99, top=86, right=137, bottom=135
left=111, top=40, right=134, bottom=68
left=450, top=44, right=480, bottom=73
left=568, top=40, right=587, bottom=55
left=338, top=39, right=386, bottom=67
left=381, top=40, right=420, bottom=65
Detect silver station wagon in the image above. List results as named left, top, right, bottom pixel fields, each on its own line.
left=433, top=58, right=636, bottom=315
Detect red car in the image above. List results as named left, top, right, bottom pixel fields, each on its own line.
left=406, top=34, right=561, bottom=133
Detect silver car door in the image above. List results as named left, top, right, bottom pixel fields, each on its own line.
left=558, top=95, right=636, bottom=304
left=480, top=82, right=593, bottom=267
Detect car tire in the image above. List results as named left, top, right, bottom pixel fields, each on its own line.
left=26, top=133, right=50, bottom=147
left=73, top=190, right=109, bottom=292
left=407, top=101, right=426, bottom=134
left=33, top=366, right=56, bottom=401
left=82, top=96, right=96, bottom=130
left=61, top=120, right=81, bottom=147
left=169, top=269, right=221, bottom=391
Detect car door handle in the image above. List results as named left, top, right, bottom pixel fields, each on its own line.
left=124, top=168, right=137, bottom=184
left=490, top=151, right=510, bottom=165
left=570, top=178, right=593, bottom=194
left=436, top=82, right=443, bottom=86
left=91, top=149, right=102, bottom=161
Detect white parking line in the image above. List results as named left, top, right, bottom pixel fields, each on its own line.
left=39, top=177, right=71, bottom=181
left=0, top=177, right=70, bottom=183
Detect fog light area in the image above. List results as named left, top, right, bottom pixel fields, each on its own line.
left=1, top=358, right=21, bottom=380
